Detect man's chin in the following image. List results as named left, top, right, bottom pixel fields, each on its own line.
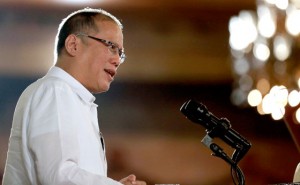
left=93, top=84, right=110, bottom=94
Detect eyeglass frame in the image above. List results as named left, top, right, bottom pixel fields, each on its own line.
left=75, top=33, right=126, bottom=63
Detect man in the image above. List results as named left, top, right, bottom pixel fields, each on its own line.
left=2, top=7, right=146, bottom=185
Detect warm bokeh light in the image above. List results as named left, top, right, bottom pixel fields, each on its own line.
left=257, top=5, right=276, bottom=38
left=273, top=35, right=291, bottom=61
left=291, top=0, right=300, bottom=7
left=256, top=78, right=270, bottom=95
left=262, top=94, right=273, bottom=114
left=286, top=5, right=300, bottom=36
left=288, top=90, right=300, bottom=107
left=271, top=106, right=285, bottom=120
left=257, top=102, right=266, bottom=115
left=229, top=11, right=258, bottom=50
left=261, top=86, right=288, bottom=120
left=247, top=89, right=262, bottom=107
left=270, top=85, right=289, bottom=106
left=253, top=42, right=270, bottom=61
left=275, top=0, right=289, bottom=10
left=295, top=108, right=300, bottom=124
left=230, top=0, right=300, bottom=121
left=265, top=0, right=276, bottom=4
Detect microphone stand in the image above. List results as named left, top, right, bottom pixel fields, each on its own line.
left=180, top=99, right=250, bottom=185
left=201, top=134, right=245, bottom=185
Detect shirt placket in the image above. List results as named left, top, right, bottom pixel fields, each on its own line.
left=99, top=131, right=106, bottom=161
left=90, top=103, right=107, bottom=173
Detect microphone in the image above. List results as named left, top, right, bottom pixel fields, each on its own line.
left=180, top=99, right=251, bottom=163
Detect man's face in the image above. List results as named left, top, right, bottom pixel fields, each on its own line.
left=79, top=20, right=124, bottom=93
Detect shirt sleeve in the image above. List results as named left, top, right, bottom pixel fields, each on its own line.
left=26, top=82, right=122, bottom=185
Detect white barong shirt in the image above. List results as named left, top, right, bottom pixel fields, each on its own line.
left=2, top=66, right=122, bottom=185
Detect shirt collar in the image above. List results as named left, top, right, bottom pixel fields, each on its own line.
left=46, top=66, right=96, bottom=104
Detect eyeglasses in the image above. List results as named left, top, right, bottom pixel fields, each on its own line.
left=76, top=33, right=126, bottom=63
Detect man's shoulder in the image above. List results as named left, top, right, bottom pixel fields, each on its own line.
left=39, top=75, right=72, bottom=90
left=20, top=75, right=73, bottom=101
left=28, top=75, right=69, bottom=91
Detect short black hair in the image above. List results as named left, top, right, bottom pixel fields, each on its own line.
left=54, top=8, right=122, bottom=58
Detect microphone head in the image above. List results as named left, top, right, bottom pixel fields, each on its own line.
left=180, top=99, right=211, bottom=129
left=180, top=99, right=252, bottom=164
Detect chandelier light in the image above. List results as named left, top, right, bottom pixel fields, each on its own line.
left=229, top=0, right=300, bottom=122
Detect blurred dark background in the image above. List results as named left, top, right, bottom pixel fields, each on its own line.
left=0, top=0, right=299, bottom=185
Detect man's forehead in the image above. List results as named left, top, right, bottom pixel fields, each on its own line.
left=94, top=20, right=123, bottom=34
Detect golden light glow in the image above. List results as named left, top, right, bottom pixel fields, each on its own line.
left=288, top=90, right=300, bottom=107
left=248, top=89, right=263, bottom=107
left=253, top=43, right=270, bottom=61
left=262, top=94, right=273, bottom=114
left=257, top=5, right=276, bottom=38
left=286, top=6, right=300, bottom=36
left=273, top=35, right=291, bottom=61
left=295, top=108, right=300, bottom=124
left=230, top=0, right=300, bottom=121
left=229, top=11, right=258, bottom=50
left=271, top=106, right=285, bottom=120
left=256, top=78, right=270, bottom=95
left=275, top=0, right=289, bottom=10
left=257, top=102, right=266, bottom=115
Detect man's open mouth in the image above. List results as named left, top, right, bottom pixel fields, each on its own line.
left=104, top=69, right=116, bottom=78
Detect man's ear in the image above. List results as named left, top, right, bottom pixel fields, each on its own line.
left=65, top=34, right=78, bottom=56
